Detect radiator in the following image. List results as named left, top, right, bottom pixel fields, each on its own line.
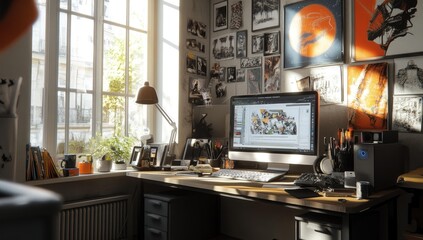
left=59, top=195, right=130, bottom=240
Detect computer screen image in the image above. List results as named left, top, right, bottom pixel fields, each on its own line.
left=229, top=91, right=319, bottom=166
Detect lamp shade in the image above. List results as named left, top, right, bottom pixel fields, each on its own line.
left=136, top=82, right=158, bottom=105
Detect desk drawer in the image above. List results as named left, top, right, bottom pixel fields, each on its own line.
left=145, top=212, right=168, bottom=231
left=295, top=213, right=341, bottom=240
left=144, top=226, right=167, bottom=240
left=145, top=198, right=169, bottom=216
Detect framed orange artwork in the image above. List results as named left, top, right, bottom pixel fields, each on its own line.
left=353, top=0, right=423, bottom=61
left=347, top=63, right=389, bottom=130
left=283, top=0, right=344, bottom=69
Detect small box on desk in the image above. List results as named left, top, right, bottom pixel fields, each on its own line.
left=354, top=143, right=407, bottom=192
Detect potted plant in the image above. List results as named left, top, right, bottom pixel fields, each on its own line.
left=87, top=134, right=136, bottom=171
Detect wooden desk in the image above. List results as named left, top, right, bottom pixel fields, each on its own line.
left=128, top=171, right=402, bottom=240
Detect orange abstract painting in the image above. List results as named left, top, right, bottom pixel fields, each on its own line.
left=347, top=63, right=388, bottom=130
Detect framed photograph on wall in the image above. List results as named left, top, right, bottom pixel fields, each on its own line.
left=264, top=31, right=280, bottom=56
left=251, top=34, right=264, bottom=54
left=394, top=56, right=423, bottom=95
left=236, top=30, right=247, bottom=58
left=246, top=67, right=262, bottom=94
left=214, top=1, right=228, bottom=32
left=263, top=55, right=281, bottom=93
left=251, top=0, right=280, bottom=32
left=347, top=62, right=388, bottom=130
left=211, top=33, right=235, bottom=61
left=284, top=0, right=344, bottom=69
left=353, top=0, right=423, bottom=61
left=197, top=56, right=207, bottom=76
left=310, top=65, right=343, bottom=105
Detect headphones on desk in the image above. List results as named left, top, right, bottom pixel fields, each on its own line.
left=313, top=155, right=334, bottom=174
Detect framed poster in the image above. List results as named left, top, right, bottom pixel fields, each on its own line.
left=310, top=66, right=343, bottom=105
left=211, top=33, right=235, bottom=61
left=284, top=0, right=344, bottom=69
left=246, top=67, right=262, bottom=94
left=252, top=0, right=280, bottom=32
left=263, top=55, right=281, bottom=93
left=394, top=56, right=423, bottom=95
left=214, top=1, right=228, bottom=32
left=251, top=34, right=264, bottom=54
left=392, top=96, right=423, bottom=133
left=347, top=63, right=388, bottom=130
left=353, top=0, right=423, bottom=61
left=236, top=30, right=247, bottom=58
left=264, top=31, right=280, bottom=56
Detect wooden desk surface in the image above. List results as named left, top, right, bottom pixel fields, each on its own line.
left=397, top=168, right=423, bottom=190
left=128, top=171, right=402, bottom=214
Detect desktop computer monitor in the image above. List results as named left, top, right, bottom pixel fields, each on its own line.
left=228, top=91, right=319, bottom=167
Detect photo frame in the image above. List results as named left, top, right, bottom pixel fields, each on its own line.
left=252, top=0, right=280, bottom=32
left=284, top=0, right=344, bottom=69
left=236, top=30, right=247, bottom=58
left=197, top=56, right=207, bottom=76
left=240, top=57, right=262, bottom=68
left=263, top=55, right=281, bottom=93
left=212, top=33, right=235, bottom=61
left=227, top=67, right=236, bottom=82
left=246, top=67, right=262, bottom=94
left=214, top=1, right=228, bottom=32
left=353, top=0, right=423, bottom=61
left=251, top=34, right=264, bottom=54
left=264, top=31, right=280, bottom=56
left=129, top=146, right=146, bottom=169
left=394, top=56, right=423, bottom=95
left=392, top=96, right=423, bottom=133
left=310, top=66, right=343, bottom=105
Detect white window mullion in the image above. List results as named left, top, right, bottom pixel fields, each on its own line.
left=43, top=0, right=59, bottom=154
left=94, top=0, right=104, bottom=136
left=64, top=8, right=72, bottom=154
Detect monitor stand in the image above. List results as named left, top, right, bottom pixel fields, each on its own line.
left=266, top=163, right=290, bottom=173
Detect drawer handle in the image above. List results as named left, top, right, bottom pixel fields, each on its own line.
left=149, top=228, right=162, bottom=235
left=150, top=200, right=162, bottom=206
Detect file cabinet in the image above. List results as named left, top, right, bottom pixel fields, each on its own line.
left=144, top=191, right=218, bottom=240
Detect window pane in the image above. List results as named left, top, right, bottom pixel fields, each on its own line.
left=58, top=12, right=67, bottom=88
left=60, top=0, right=68, bottom=10
left=102, top=95, right=126, bottom=137
left=130, top=0, right=148, bottom=30
left=57, top=91, right=66, bottom=155
left=103, top=24, right=126, bottom=93
left=31, top=0, right=47, bottom=147
left=71, top=0, right=94, bottom=16
left=70, top=15, right=94, bottom=90
left=69, top=91, right=93, bottom=154
left=128, top=96, right=147, bottom=139
left=104, top=0, right=126, bottom=25
left=129, top=30, right=147, bottom=94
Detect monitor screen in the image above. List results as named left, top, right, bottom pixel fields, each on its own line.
left=228, top=91, right=319, bottom=166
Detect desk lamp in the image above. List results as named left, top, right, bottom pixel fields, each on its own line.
left=136, top=81, right=177, bottom=163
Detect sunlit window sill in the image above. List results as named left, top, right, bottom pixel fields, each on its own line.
left=25, top=169, right=136, bottom=186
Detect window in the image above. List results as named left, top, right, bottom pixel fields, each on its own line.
left=31, top=0, right=150, bottom=155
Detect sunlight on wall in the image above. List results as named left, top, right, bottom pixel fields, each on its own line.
left=157, top=0, right=179, bottom=144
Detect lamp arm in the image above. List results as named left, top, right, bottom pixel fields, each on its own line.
left=155, top=103, right=177, bottom=158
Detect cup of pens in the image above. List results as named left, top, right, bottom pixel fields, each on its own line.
left=334, top=128, right=354, bottom=172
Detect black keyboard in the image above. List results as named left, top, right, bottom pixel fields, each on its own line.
left=211, top=169, right=286, bottom=182
left=294, top=173, right=343, bottom=188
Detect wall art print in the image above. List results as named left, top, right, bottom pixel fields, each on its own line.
left=252, top=34, right=264, bottom=54
left=392, top=95, right=423, bottom=133
left=284, top=0, right=344, bottom=69
left=187, top=18, right=207, bottom=39
left=264, top=31, right=280, bottom=56
left=230, top=1, right=243, bottom=29
left=310, top=65, right=343, bottom=105
left=214, top=1, right=228, bottom=32
left=394, top=56, right=423, bottom=95
left=212, top=33, right=235, bottom=61
left=353, top=0, right=423, bottom=61
left=252, top=0, right=280, bottom=32
left=236, top=30, right=247, bottom=58
left=347, top=62, right=388, bottom=130
left=247, top=67, right=262, bottom=94
left=263, top=55, right=281, bottom=93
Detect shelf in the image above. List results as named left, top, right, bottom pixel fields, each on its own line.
left=25, top=169, right=136, bottom=186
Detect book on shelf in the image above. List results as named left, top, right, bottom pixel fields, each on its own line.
left=26, top=144, right=61, bottom=181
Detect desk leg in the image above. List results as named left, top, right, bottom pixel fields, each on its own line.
left=342, top=214, right=350, bottom=240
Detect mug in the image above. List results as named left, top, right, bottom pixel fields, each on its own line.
left=61, top=154, right=77, bottom=168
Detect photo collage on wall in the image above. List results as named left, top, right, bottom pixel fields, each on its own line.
left=209, top=0, right=281, bottom=97
left=186, top=18, right=210, bottom=105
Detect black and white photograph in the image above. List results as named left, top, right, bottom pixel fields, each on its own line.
left=264, top=55, right=281, bottom=93
left=247, top=67, right=262, bottom=94
left=210, top=63, right=226, bottom=82
left=264, top=31, right=280, bottom=56
left=252, top=34, right=264, bottom=54
left=394, top=57, right=423, bottom=95
left=214, top=1, right=228, bottom=32
left=197, top=56, right=207, bottom=76
left=189, top=77, right=207, bottom=105
left=186, top=39, right=205, bottom=53
left=227, top=67, right=236, bottom=82
left=311, top=66, right=342, bottom=105
left=236, top=30, right=247, bottom=58
left=240, top=56, right=262, bottom=68
left=252, top=0, right=280, bottom=32
left=215, top=80, right=227, bottom=98
left=187, top=18, right=207, bottom=38
left=186, top=53, right=197, bottom=74
left=392, top=96, right=423, bottom=133
left=212, top=33, right=235, bottom=61
left=236, top=69, right=246, bottom=82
